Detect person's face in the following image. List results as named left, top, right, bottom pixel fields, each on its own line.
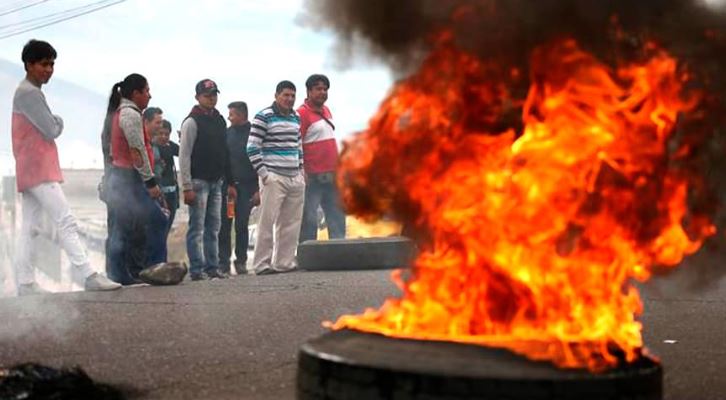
left=307, top=81, right=328, bottom=107
left=26, top=58, right=55, bottom=85
left=227, top=108, right=247, bottom=126
left=156, top=127, right=171, bottom=146
left=275, top=88, right=296, bottom=113
left=145, top=113, right=163, bottom=136
left=197, top=92, right=218, bottom=109
left=132, top=84, right=152, bottom=110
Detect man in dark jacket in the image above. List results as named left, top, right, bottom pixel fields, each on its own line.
left=179, top=79, right=235, bottom=281
left=219, top=101, right=259, bottom=275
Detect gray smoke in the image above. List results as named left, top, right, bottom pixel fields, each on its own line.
left=0, top=295, right=81, bottom=343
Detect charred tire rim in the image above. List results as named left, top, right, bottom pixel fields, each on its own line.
left=297, top=330, right=662, bottom=400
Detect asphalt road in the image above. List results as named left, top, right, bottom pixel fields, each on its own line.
left=0, top=266, right=724, bottom=399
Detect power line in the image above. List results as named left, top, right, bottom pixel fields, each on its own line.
left=0, top=0, right=51, bottom=18
left=0, top=0, right=45, bottom=15
left=0, top=0, right=107, bottom=31
left=0, top=0, right=123, bottom=32
left=0, top=0, right=126, bottom=40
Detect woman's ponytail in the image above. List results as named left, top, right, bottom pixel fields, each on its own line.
left=105, top=74, right=147, bottom=114
left=106, top=82, right=123, bottom=114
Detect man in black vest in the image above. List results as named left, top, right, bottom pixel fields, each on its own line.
left=219, top=101, right=259, bottom=275
left=179, top=79, right=236, bottom=281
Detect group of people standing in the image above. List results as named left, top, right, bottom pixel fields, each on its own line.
left=10, top=39, right=347, bottom=295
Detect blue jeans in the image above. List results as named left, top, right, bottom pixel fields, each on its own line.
left=186, top=178, right=223, bottom=276
left=106, top=167, right=168, bottom=285
left=300, top=173, right=346, bottom=242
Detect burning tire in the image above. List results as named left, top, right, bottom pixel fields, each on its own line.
left=297, top=330, right=662, bottom=400
left=297, top=237, right=415, bottom=271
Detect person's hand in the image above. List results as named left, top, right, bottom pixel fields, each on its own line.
left=251, top=191, right=261, bottom=207
left=227, top=186, right=237, bottom=202
left=147, top=185, right=162, bottom=199
left=183, top=189, right=196, bottom=205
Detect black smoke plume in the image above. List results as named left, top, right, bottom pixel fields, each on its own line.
left=303, top=1, right=725, bottom=70
left=303, top=0, right=726, bottom=290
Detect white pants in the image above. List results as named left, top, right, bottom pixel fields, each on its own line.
left=252, top=172, right=305, bottom=272
left=15, top=182, right=93, bottom=285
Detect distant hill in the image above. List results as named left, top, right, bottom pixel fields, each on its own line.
left=0, top=58, right=107, bottom=175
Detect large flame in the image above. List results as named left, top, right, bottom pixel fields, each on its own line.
left=329, top=38, right=715, bottom=371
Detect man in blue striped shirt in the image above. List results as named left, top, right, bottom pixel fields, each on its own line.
left=247, top=80, right=305, bottom=275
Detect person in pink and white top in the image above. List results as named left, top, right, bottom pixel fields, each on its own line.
left=297, top=74, right=346, bottom=243
left=11, top=40, right=120, bottom=295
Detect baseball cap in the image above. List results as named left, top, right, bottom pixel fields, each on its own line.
left=195, top=79, right=220, bottom=95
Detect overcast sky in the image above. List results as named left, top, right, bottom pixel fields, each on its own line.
left=0, top=0, right=393, bottom=171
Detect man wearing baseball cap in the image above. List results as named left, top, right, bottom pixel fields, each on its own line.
left=179, top=79, right=236, bottom=280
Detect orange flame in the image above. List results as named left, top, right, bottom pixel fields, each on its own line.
left=329, top=38, right=715, bottom=371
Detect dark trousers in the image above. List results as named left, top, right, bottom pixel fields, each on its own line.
left=106, top=167, right=168, bottom=285
left=162, top=189, right=179, bottom=238
left=219, top=181, right=257, bottom=272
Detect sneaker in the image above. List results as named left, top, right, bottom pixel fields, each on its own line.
left=17, top=283, right=51, bottom=296
left=84, top=273, right=122, bottom=291
left=190, top=272, right=208, bottom=281
left=206, top=269, right=228, bottom=280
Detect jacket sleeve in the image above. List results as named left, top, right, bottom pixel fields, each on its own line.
left=225, top=138, right=234, bottom=185
left=297, top=114, right=304, bottom=170
left=119, top=107, right=155, bottom=184
left=179, top=118, right=198, bottom=191
left=14, top=87, right=63, bottom=141
left=247, top=112, right=268, bottom=178
left=298, top=129, right=304, bottom=170
left=298, top=106, right=310, bottom=139
left=170, top=141, right=179, bottom=157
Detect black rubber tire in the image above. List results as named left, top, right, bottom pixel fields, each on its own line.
left=297, top=237, right=415, bottom=271
left=297, top=330, right=662, bottom=400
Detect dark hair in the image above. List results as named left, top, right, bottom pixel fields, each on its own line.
left=161, top=119, right=172, bottom=132
left=106, top=73, right=148, bottom=113
left=21, top=40, right=56, bottom=70
left=305, top=74, right=330, bottom=91
left=275, top=80, right=296, bottom=95
left=143, top=107, right=163, bottom=122
left=227, top=101, right=248, bottom=117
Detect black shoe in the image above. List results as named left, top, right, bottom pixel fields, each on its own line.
left=255, top=267, right=279, bottom=276
left=219, top=264, right=231, bottom=274
left=234, top=260, right=248, bottom=275
left=206, top=270, right=228, bottom=280
left=190, top=272, right=208, bottom=281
